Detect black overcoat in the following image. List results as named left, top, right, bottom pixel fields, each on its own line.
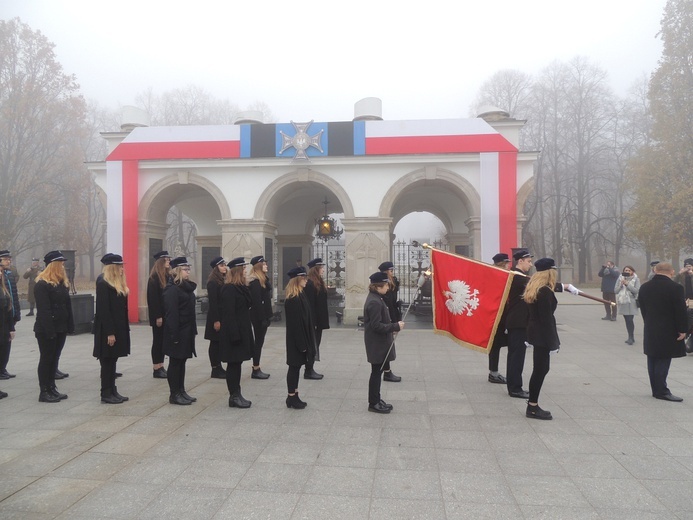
left=0, top=290, right=12, bottom=342
left=504, top=268, right=530, bottom=330
left=638, top=274, right=688, bottom=359
left=33, top=280, right=74, bottom=338
left=162, top=279, right=197, bottom=359
left=304, top=279, right=330, bottom=331
left=526, top=285, right=560, bottom=351
left=363, top=291, right=400, bottom=364
left=3, top=268, right=20, bottom=324
left=218, top=283, right=254, bottom=363
left=93, top=278, right=131, bottom=359
left=204, top=278, right=223, bottom=341
left=285, top=292, right=315, bottom=367
left=147, top=274, right=167, bottom=326
left=383, top=276, right=402, bottom=322
left=248, top=277, right=273, bottom=326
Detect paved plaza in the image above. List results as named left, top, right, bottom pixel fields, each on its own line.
left=0, top=292, right=692, bottom=519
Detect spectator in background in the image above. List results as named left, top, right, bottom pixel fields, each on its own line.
left=23, top=258, right=42, bottom=316
left=598, top=261, right=620, bottom=321
left=615, top=266, right=640, bottom=345
left=675, top=258, right=693, bottom=354
left=0, top=251, right=20, bottom=380
left=648, top=260, right=660, bottom=281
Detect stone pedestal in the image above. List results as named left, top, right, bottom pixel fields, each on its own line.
left=558, top=266, right=574, bottom=285
left=69, top=294, right=95, bottom=335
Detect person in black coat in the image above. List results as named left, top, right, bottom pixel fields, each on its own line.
left=93, top=254, right=131, bottom=404
left=248, top=255, right=273, bottom=380
left=33, top=251, right=74, bottom=403
left=524, top=258, right=561, bottom=420
left=378, top=261, right=403, bottom=383
left=163, top=257, right=198, bottom=405
left=487, top=253, right=512, bottom=385
left=0, top=268, right=13, bottom=399
left=638, top=262, right=688, bottom=402
left=219, top=257, right=254, bottom=408
left=598, top=261, right=620, bottom=320
left=284, top=266, right=315, bottom=409
left=0, top=250, right=20, bottom=380
left=204, top=256, right=227, bottom=379
left=147, top=250, right=171, bottom=379
left=303, top=258, right=329, bottom=379
left=364, top=271, right=404, bottom=414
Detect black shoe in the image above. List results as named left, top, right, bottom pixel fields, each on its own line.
left=1, top=370, right=15, bottom=378
left=251, top=368, right=270, bottom=379
left=509, top=390, right=530, bottom=399
left=488, top=373, right=507, bottom=384
left=304, top=370, right=324, bottom=380
left=0, top=389, right=7, bottom=399
left=625, top=338, right=634, bottom=345
left=115, top=372, right=122, bottom=378
left=286, top=393, right=307, bottom=409
left=383, top=371, right=402, bottom=383
left=49, top=386, right=68, bottom=400
left=0, top=372, right=9, bottom=380
left=379, top=399, right=393, bottom=411
left=180, top=389, right=196, bottom=402
left=686, top=337, right=693, bottom=354
left=526, top=404, right=552, bottom=420
left=39, top=390, right=61, bottom=403
left=26, top=311, right=34, bottom=316
left=55, top=369, right=69, bottom=379
left=101, top=392, right=123, bottom=404
left=610, top=318, right=617, bottom=321
left=654, top=393, right=683, bottom=402
left=368, top=401, right=391, bottom=414
left=169, top=393, right=191, bottom=405
left=601, top=317, right=611, bottom=320
left=229, top=393, right=251, bottom=408
left=153, top=367, right=167, bottom=379
left=112, top=387, right=128, bottom=402
left=210, top=366, right=226, bottom=379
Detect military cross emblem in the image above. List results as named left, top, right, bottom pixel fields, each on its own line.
left=279, top=120, right=324, bottom=160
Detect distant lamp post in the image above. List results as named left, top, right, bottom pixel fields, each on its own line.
left=315, top=197, right=343, bottom=242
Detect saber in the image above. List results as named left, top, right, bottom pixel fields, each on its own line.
left=379, top=271, right=429, bottom=372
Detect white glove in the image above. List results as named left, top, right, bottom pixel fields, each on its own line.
left=565, top=284, right=579, bottom=295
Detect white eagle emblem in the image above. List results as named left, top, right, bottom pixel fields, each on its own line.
left=443, top=280, right=480, bottom=316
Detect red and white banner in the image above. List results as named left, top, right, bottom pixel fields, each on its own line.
left=431, top=249, right=514, bottom=353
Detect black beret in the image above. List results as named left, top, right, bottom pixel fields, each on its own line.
left=369, top=272, right=389, bottom=284
left=44, top=250, right=66, bottom=265
left=307, top=258, right=325, bottom=268
left=684, top=258, right=693, bottom=267
left=0, top=250, right=11, bottom=258
left=534, top=257, right=557, bottom=272
left=492, top=253, right=510, bottom=263
left=228, top=257, right=247, bottom=268
left=513, top=249, right=533, bottom=261
left=250, top=256, right=266, bottom=265
left=101, top=253, right=124, bottom=265
left=650, top=261, right=660, bottom=267
left=170, top=257, right=191, bottom=269
left=209, top=256, right=225, bottom=268
left=378, top=261, right=394, bottom=271
left=153, top=251, right=171, bottom=260
left=287, top=266, right=307, bottom=279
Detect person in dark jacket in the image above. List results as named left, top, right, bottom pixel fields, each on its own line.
left=0, top=268, right=13, bottom=398
left=219, top=257, right=254, bottom=408
left=303, top=258, right=329, bottom=379
left=0, top=250, right=20, bottom=380
left=23, top=258, right=41, bottom=316
left=248, top=255, right=273, bottom=380
left=674, top=258, right=693, bottom=353
left=163, top=257, right=198, bottom=405
left=284, top=266, right=315, bottom=409
left=204, top=256, right=227, bottom=379
left=487, top=253, right=512, bottom=384
left=638, top=262, right=688, bottom=402
left=33, top=251, right=74, bottom=403
left=93, top=254, right=131, bottom=404
left=598, top=261, right=620, bottom=320
left=364, top=271, right=404, bottom=414
left=147, top=250, right=171, bottom=379
left=524, top=258, right=561, bottom=420
left=378, top=261, right=403, bottom=383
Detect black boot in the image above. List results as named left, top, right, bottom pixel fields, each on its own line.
left=180, top=389, right=196, bottom=402
left=251, top=367, right=270, bottom=379
left=101, top=390, right=123, bottom=404
left=286, top=393, right=307, bottom=409
left=210, top=366, right=226, bottom=379
left=229, top=392, right=251, bottom=408
left=169, top=392, right=191, bottom=405
left=39, top=388, right=61, bottom=403
left=112, top=386, right=129, bottom=402
left=526, top=403, right=552, bottom=420
left=50, top=386, right=68, bottom=400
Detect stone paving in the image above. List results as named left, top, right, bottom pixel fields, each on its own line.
left=0, top=291, right=692, bottom=519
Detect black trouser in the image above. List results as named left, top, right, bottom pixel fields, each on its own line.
left=99, top=357, right=118, bottom=394
left=37, top=333, right=66, bottom=389
left=287, top=364, right=301, bottom=393
left=383, top=361, right=392, bottom=372
left=528, top=346, right=551, bottom=403
left=226, top=361, right=242, bottom=395
left=506, top=328, right=527, bottom=393
left=0, top=339, right=11, bottom=372
left=647, top=356, right=672, bottom=397
left=623, top=314, right=635, bottom=339
left=305, top=328, right=323, bottom=373
left=151, top=325, right=165, bottom=364
left=603, top=292, right=617, bottom=318
left=208, top=340, right=222, bottom=368
left=488, top=342, right=501, bottom=372
left=167, top=357, right=187, bottom=395
left=252, top=323, right=268, bottom=366
left=369, top=363, right=383, bottom=406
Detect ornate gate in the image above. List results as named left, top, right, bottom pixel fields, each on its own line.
left=311, top=240, right=346, bottom=312
left=392, top=240, right=449, bottom=311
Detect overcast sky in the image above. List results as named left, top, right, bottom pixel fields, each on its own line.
left=3, top=0, right=666, bottom=123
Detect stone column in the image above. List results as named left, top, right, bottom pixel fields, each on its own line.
left=464, top=217, right=482, bottom=260
left=341, top=217, right=392, bottom=325
left=137, top=220, right=168, bottom=322
left=218, top=219, right=277, bottom=261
